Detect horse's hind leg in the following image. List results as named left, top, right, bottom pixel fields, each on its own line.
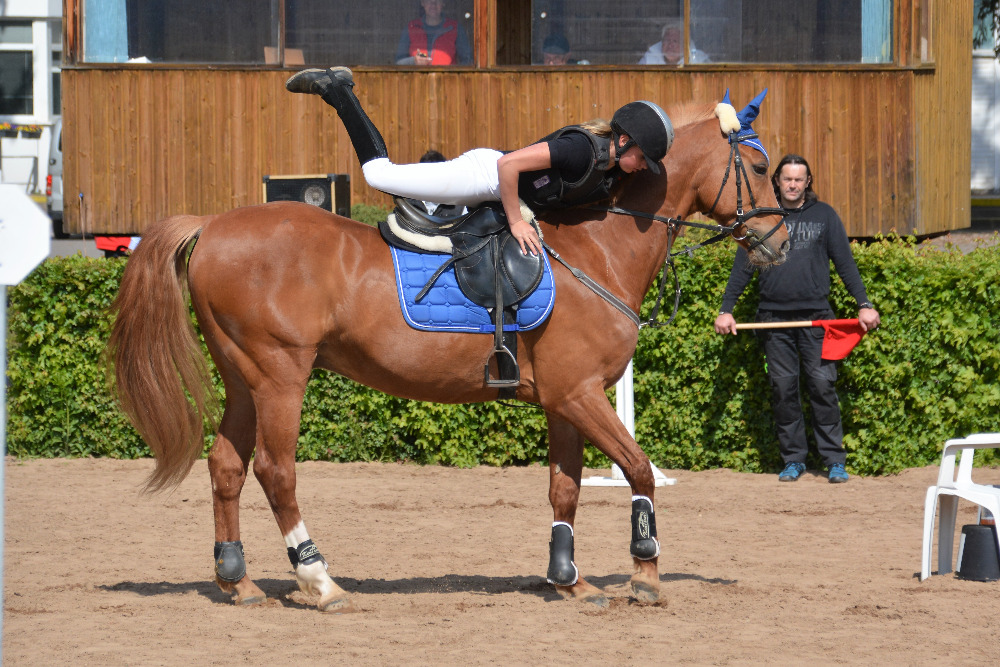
left=251, top=369, right=354, bottom=613
left=209, top=380, right=267, bottom=605
left=545, top=414, right=610, bottom=607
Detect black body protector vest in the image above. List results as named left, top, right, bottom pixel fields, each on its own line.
left=517, top=126, right=623, bottom=210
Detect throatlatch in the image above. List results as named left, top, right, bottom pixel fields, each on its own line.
left=214, top=540, right=247, bottom=583
left=546, top=522, right=579, bottom=586
left=630, top=496, right=660, bottom=560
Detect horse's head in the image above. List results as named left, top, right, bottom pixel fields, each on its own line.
left=662, top=90, right=790, bottom=267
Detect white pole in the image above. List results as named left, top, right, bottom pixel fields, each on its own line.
left=582, top=359, right=675, bottom=487
left=1, top=286, right=7, bottom=659
left=615, top=359, right=635, bottom=438
left=0, top=186, right=53, bottom=663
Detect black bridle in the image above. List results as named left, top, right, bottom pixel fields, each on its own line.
left=552, top=131, right=788, bottom=329
left=598, top=132, right=787, bottom=258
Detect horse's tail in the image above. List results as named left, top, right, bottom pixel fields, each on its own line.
left=107, top=214, right=217, bottom=493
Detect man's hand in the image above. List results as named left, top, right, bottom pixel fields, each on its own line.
left=714, top=312, right=737, bottom=335
left=858, top=307, right=880, bottom=332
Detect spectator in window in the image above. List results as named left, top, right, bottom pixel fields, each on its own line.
left=395, top=0, right=472, bottom=66
left=639, top=19, right=710, bottom=65
left=539, top=33, right=589, bottom=66
left=406, top=150, right=468, bottom=218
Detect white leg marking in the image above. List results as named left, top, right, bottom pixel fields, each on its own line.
left=283, top=521, right=310, bottom=550
left=284, top=522, right=339, bottom=600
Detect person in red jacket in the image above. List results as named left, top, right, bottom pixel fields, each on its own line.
left=395, top=0, right=472, bottom=65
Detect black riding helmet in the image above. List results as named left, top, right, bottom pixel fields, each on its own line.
left=610, top=101, right=674, bottom=174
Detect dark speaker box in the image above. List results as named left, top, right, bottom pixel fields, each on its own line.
left=262, top=174, right=351, bottom=217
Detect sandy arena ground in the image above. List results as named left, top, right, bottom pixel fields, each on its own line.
left=3, top=457, right=999, bottom=665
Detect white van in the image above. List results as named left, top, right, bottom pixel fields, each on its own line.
left=47, top=118, right=65, bottom=237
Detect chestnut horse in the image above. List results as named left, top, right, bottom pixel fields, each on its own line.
left=108, top=100, right=788, bottom=612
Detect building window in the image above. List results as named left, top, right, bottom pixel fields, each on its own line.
left=80, top=0, right=475, bottom=66
left=51, top=20, right=62, bottom=116
left=288, top=0, right=474, bottom=66
left=82, top=0, right=278, bottom=63
left=972, top=2, right=999, bottom=193
left=0, top=21, right=34, bottom=115
left=531, top=0, right=894, bottom=66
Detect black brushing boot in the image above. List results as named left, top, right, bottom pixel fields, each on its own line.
left=285, top=66, right=388, bottom=166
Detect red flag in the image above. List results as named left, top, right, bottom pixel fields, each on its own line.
left=816, top=319, right=866, bottom=360
left=94, top=236, right=136, bottom=252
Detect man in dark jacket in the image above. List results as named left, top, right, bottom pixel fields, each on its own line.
left=714, top=154, right=880, bottom=483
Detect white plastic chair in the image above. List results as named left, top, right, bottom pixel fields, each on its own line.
left=920, top=433, right=1000, bottom=581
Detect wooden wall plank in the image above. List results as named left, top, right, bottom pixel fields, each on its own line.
left=62, top=58, right=966, bottom=237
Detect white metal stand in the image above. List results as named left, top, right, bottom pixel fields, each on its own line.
left=581, top=359, right=676, bottom=487
left=1, top=186, right=53, bottom=664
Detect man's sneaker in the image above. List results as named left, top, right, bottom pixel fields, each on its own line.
left=778, top=462, right=806, bottom=482
left=828, top=463, right=849, bottom=484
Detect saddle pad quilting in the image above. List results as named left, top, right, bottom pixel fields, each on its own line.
left=390, top=246, right=555, bottom=333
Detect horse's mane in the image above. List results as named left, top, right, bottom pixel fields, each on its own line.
left=667, top=102, right=718, bottom=130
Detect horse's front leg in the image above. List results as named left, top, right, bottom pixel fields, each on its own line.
left=547, top=387, right=661, bottom=605
left=545, top=414, right=610, bottom=607
left=252, top=376, right=354, bottom=614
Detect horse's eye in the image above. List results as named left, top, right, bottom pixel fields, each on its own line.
left=753, top=164, right=767, bottom=176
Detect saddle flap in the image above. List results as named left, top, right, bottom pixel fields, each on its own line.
left=454, top=230, right=544, bottom=309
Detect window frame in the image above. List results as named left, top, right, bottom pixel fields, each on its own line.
left=0, top=18, right=60, bottom=123
left=62, top=0, right=932, bottom=71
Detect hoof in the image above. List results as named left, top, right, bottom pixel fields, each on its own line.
left=581, top=591, right=610, bottom=608
left=554, top=577, right=609, bottom=607
left=629, top=578, right=660, bottom=605
left=216, top=575, right=268, bottom=606
left=234, top=592, right=268, bottom=606
left=630, top=557, right=661, bottom=605
left=318, top=594, right=356, bottom=614
left=554, top=585, right=610, bottom=608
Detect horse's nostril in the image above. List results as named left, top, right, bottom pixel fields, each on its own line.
left=781, top=240, right=790, bottom=253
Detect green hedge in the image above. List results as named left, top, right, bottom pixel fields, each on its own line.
left=6, top=222, right=1000, bottom=474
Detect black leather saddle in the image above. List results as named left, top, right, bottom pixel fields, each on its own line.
left=379, top=198, right=546, bottom=392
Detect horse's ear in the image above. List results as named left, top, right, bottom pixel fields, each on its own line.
left=736, top=88, right=768, bottom=129
left=722, top=88, right=732, bottom=106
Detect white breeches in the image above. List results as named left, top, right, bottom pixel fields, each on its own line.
left=361, top=148, right=504, bottom=207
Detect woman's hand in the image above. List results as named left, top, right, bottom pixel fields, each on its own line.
left=509, top=218, right=542, bottom=256
left=497, top=144, right=552, bottom=256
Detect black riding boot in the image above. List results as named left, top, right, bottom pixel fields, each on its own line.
left=285, top=67, right=388, bottom=167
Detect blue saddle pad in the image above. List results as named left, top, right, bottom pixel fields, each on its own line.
left=390, top=246, right=555, bottom=333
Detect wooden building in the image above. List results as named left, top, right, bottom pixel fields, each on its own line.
left=59, top=0, right=971, bottom=237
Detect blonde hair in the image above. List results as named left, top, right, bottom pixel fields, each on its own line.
left=579, top=118, right=611, bottom=136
